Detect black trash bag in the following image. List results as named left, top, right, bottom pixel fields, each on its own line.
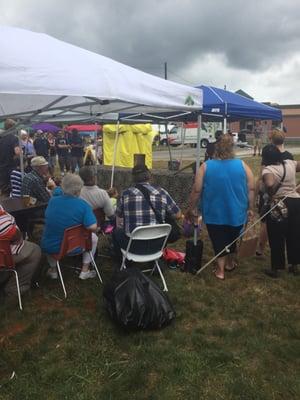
left=103, top=267, right=176, bottom=330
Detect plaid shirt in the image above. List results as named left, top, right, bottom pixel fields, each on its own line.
left=21, top=170, right=50, bottom=202
left=116, top=183, right=180, bottom=234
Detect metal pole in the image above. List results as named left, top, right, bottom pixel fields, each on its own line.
left=94, top=124, right=98, bottom=185
left=223, top=102, right=228, bottom=133
left=196, top=114, right=202, bottom=171
left=110, top=120, right=120, bottom=188
left=179, top=122, right=186, bottom=166
left=18, top=130, right=25, bottom=178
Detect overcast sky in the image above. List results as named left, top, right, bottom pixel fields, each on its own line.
left=1, top=0, right=300, bottom=104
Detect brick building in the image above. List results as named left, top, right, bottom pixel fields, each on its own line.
left=229, top=90, right=300, bottom=138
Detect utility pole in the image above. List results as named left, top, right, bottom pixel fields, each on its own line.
left=163, top=61, right=173, bottom=166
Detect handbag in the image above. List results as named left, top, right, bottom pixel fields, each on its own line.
left=270, top=198, right=288, bottom=222
left=136, top=184, right=181, bottom=243
left=261, top=162, right=287, bottom=222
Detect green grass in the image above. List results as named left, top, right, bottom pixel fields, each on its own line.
left=0, top=157, right=300, bottom=400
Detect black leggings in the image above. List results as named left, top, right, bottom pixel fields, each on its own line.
left=206, top=224, right=243, bottom=257
left=266, top=197, right=300, bottom=269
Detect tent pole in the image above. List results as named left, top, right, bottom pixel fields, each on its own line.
left=165, top=123, right=173, bottom=165
left=196, top=114, right=202, bottom=172
left=94, top=124, right=98, bottom=186
left=179, top=122, right=186, bottom=166
left=223, top=102, right=228, bottom=133
left=18, top=130, right=25, bottom=179
left=110, top=120, right=120, bottom=188
left=223, top=117, right=227, bottom=134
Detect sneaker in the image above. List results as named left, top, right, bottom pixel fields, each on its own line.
left=47, top=268, right=58, bottom=280
left=288, top=265, right=298, bottom=275
left=264, top=269, right=278, bottom=278
left=79, top=270, right=97, bottom=280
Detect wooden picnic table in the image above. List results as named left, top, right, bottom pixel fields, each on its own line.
left=0, top=198, right=48, bottom=236
left=0, top=198, right=48, bottom=215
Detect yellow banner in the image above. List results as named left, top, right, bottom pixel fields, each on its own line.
left=103, top=124, right=156, bottom=168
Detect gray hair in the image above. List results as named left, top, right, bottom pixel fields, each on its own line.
left=61, top=173, right=83, bottom=197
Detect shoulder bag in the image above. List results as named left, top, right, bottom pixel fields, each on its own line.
left=136, top=184, right=181, bottom=243
left=266, top=163, right=288, bottom=223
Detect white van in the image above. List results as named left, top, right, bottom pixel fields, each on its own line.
left=167, top=122, right=223, bottom=148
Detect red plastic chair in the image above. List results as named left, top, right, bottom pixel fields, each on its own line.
left=0, top=240, right=22, bottom=310
left=52, top=225, right=102, bottom=298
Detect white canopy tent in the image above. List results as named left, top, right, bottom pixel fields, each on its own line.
left=0, top=26, right=203, bottom=183
left=0, top=26, right=202, bottom=121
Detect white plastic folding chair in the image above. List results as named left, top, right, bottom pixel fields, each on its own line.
left=120, top=224, right=171, bottom=292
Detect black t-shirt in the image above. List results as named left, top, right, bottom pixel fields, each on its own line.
left=69, top=136, right=84, bottom=157
left=262, top=150, right=294, bottom=165
left=55, top=137, right=69, bottom=156
left=34, top=138, right=49, bottom=158
left=0, top=133, right=19, bottom=169
left=205, top=141, right=216, bottom=161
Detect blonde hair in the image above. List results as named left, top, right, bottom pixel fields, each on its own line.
left=214, top=134, right=234, bottom=160
left=271, top=129, right=285, bottom=145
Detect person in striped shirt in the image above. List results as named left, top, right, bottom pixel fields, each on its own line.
left=0, top=206, right=41, bottom=300
left=10, top=158, right=23, bottom=198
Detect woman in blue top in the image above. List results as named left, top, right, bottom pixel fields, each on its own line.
left=187, top=134, right=255, bottom=280
left=41, top=173, right=98, bottom=280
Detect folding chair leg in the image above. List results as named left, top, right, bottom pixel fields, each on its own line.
left=155, top=260, right=168, bottom=292
left=120, top=256, right=127, bottom=271
left=89, top=251, right=103, bottom=284
left=12, top=270, right=23, bottom=310
left=56, top=261, right=67, bottom=298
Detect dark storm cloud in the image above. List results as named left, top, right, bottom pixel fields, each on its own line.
left=1, top=0, right=300, bottom=84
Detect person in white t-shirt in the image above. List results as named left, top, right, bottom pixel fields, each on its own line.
left=262, top=144, right=300, bottom=278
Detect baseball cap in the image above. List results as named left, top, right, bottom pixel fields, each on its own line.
left=31, top=156, right=48, bottom=167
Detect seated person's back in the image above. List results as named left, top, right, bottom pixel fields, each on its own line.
left=117, top=165, right=180, bottom=235
left=41, top=192, right=96, bottom=254
left=79, top=166, right=114, bottom=218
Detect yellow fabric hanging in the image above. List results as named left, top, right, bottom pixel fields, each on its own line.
left=103, top=124, right=156, bottom=168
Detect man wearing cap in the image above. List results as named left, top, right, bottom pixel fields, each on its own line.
left=113, top=165, right=181, bottom=261
left=21, top=156, right=56, bottom=203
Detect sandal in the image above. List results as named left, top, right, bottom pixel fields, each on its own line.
left=213, top=269, right=225, bottom=280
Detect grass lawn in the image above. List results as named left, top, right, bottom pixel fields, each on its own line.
left=0, top=157, right=300, bottom=400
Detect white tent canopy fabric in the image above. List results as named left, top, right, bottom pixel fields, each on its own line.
left=0, top=26, right=202, bottom=120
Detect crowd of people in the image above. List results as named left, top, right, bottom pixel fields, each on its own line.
left=0, top=121, right=102, bottom=200
left=0, top=118, right=299, bottom=306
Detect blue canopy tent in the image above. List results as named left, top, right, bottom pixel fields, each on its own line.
left=198, top=85, right=282, bottom=131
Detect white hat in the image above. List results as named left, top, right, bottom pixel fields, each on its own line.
left=31, top=156, right=48, bottom=167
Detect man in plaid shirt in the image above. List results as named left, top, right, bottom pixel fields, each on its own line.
left=113, top=165, right=181, bottom=261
